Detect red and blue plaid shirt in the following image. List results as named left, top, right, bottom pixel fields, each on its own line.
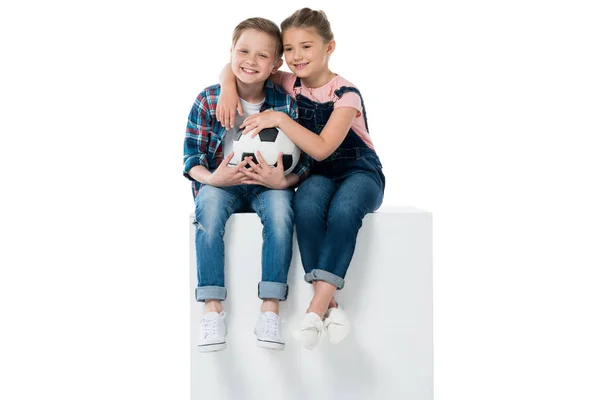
left=184, top=80, right=310, bottom=197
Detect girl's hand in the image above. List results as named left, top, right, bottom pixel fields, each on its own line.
left=240, top=152, right=288, bottom=189
left=216, top=88, right=243, bottom=131
left=239, top=110, right=283, bottom=138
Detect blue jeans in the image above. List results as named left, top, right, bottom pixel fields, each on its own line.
left=193, top=184, right=294, bottom=302
left=293, top=151, right=384, bottom=289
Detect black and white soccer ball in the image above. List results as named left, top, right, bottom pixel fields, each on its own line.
left=229, top=127, right=300, bottom=176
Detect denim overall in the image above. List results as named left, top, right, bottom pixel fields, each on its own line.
left=292, top=77, right=386, bottom=289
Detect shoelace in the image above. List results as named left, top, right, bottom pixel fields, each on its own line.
left=200, top=317, right=218, bottom=337
left=263, top=316, right=280, bottom=337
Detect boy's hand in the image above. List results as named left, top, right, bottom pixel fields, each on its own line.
left=240, top=152, right=288, bottom=189
left=208, top=152, right=249, bottom=187
left=216, top=88, right=243, bottom=131
left=239, top=110, right=283, bottom=138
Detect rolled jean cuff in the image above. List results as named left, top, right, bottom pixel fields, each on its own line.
left=304, top=269, right=345, bottom=289
left=258, top=281, right=288, bottom=301
left=195, top=286, right=227, bottom=302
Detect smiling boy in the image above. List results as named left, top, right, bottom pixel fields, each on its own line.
left=183, top=17, right=310, bottom=352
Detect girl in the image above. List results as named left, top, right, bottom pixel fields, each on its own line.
left=217, top=8, right=385, bottom=350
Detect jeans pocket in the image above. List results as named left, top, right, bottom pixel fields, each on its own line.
left=359, top=154, right=382, bottom=171
left=358, top=155, right=385, bottom=191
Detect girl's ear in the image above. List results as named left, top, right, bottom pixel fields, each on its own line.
left=327, top=40, right=336, bottom=55
left=271, top=58, right=283, bottom=74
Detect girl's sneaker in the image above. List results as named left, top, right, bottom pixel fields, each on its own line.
left=197, top=312, right=227, bottom=352
left=323, top=307, right=351, bottom=344
left=292, top=312, right=324, bottom=350
left=254, top=311, right=285, bottom=350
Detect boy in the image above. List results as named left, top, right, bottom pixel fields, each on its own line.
left=183, top=17, right=310, bottom=352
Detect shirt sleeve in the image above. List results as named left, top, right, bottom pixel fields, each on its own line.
left=334, top=91, right=362, bottom=117
left=285, top=96, right=311, bottom=184
left=291, top=151, right=312, bottom=185
left=274, top=71, right=297, bottom=96
left=183, top=95, right=212, bottom=181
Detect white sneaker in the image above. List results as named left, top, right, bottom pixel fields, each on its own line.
left=324, top=307, right=351, bottom=345
left=292, top=312, right=324, bottom=351
left=197, top=312, right=227, bottom=352
left=254, top=311, right=285, bottom=351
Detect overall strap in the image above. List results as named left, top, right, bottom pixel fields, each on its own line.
left=334, top=86, right=370, bottom=133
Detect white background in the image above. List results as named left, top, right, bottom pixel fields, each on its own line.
left=1, top=0, right=599, bottom=399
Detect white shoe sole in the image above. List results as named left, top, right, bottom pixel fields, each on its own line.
left=197, top=342, right=226, bottom=352
left=256, top=339, right=285, bottom=351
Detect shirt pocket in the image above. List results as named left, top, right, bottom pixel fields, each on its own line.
left=298, top=108, right=315, bottom=121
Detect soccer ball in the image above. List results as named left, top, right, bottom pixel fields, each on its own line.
left=229, top=127, right=300, bottom=176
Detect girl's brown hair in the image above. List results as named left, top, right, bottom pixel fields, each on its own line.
left=280, top=8, right=334, bottom=42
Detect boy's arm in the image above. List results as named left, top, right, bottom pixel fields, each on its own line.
left=184, top=92, right=250, bottom=187
left=189, top=153, right=239, bottom=186
left=184, top=95, right=215, bottom=185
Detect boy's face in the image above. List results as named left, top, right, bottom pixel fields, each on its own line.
left=230, top=29, right=282, bottom=85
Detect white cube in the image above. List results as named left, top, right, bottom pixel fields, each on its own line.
left=189, top=206, right=433, bottom=400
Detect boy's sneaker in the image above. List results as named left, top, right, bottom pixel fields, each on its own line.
left=197, top=312, right=227, bottom=352
left=323, top=307, right=351, bottom=345
left=292, top=312, right=324, bottom=351
left=254, top=311, right=285, bottom=350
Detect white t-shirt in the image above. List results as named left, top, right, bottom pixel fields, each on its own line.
left=222, top=97, right=265, bottom=157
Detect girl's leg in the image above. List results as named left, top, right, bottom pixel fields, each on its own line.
left=312, top=282, right=337, bottom=308
left=307, top=281, right=338, bottom=318
left=302, top=172, right=382, bottom=316
left=314, top=172, right=384, bottom=287
left=293, top=175, right=337, bottom=274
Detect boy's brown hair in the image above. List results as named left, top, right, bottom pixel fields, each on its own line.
left=232, top=17, right=283, bottom=60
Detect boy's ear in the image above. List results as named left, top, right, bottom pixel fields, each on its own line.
left=271, top=58, right=283, bottom=74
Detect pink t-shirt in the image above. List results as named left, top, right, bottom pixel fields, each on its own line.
left=275, top=72, right=375, bottom=150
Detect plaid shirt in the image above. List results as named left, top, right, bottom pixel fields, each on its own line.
left=184, top=80, right=311, bottom=197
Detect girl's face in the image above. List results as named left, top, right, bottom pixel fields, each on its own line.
left=230, top=29, right=281, bottom=85
left=282, top=27, right=334, bottom=80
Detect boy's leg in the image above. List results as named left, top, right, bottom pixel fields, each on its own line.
left=293, top=175, right=337, bottom=275
left=194, top=185, right=244, bottom=303
left=249, top=187, right=294, bottom=350
left=249, top=186, right=295, bottom=302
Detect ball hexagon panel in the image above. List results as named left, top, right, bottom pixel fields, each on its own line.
left=229, top=127, right=300, bottom=175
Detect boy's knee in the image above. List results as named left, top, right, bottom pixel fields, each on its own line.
left=194, top=202, right=229, bottom=237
